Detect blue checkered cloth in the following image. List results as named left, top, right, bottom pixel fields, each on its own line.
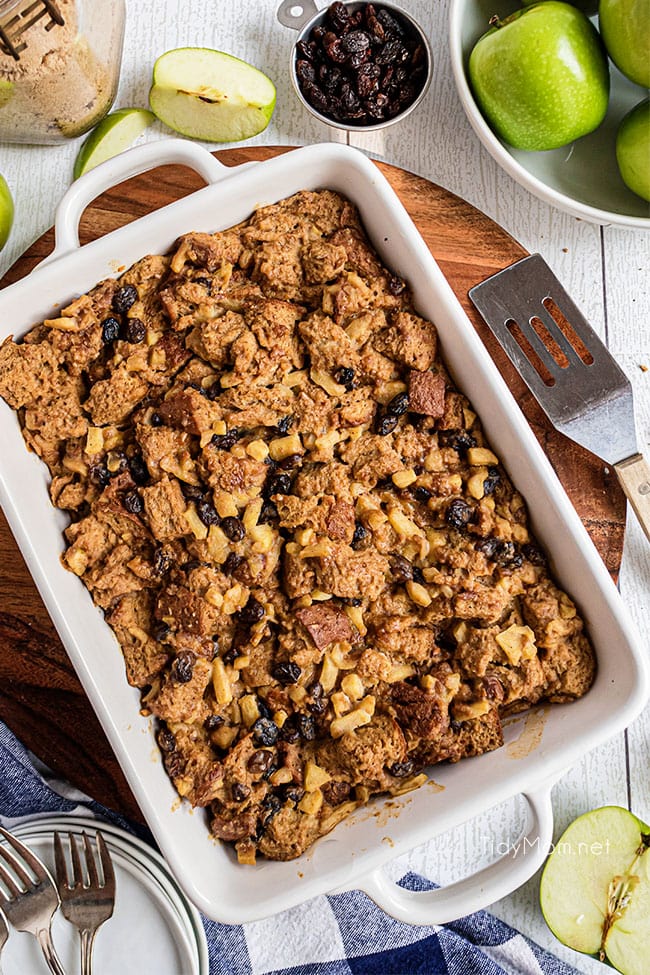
left=0, top=722, right=581, bottom=975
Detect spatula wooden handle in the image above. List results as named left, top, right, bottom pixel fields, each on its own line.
left=615, top=453, right=650, bottom=543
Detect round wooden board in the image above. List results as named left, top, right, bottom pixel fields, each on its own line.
left=0, top=146, right=626, bottom=820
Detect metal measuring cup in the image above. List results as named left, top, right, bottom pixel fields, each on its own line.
left=277, top=0, right=433, bottom=133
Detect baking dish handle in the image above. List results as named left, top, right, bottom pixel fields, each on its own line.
left=45, top=140, right=230, bottom=265
left=343, top=785, right=554, bottom=926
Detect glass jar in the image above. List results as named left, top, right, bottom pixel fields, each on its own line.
left=0, top=0, right=125, bottom=144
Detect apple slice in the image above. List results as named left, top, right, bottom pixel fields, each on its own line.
left=73, top=108, right=155, bottom=179
left=540, top=806, right=650, bottom=973
left=149, top=48, right=276, bottom=143
left=0, top=174, right=14, bottom=252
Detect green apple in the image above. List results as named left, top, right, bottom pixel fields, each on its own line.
left=73, top=108, right=155, bottom=179
left=468, top=2, right=610, bottom=151
left=149, top=48, right=276, bottom=143
left=599, top=0, right=650, bottom=88
left=0, top=174, right=14, bottom=252
left=616, top=99, right=650, bottom=202
left=540, top=806, right=650, bottom=974
left=522, top=0, right=599, bottom=13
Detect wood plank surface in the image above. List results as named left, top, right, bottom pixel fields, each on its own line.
left=0, top=145, right=626, bottom=820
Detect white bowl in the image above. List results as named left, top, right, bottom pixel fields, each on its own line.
left=449, top=0, right=650, bottom=229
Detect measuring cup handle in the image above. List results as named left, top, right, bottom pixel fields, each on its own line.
left=46, top=140, right=229, bottom=266
left=277, top=0, right=319, bottom=30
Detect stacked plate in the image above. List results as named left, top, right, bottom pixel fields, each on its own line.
left=2, top=815, right=209, bottom=974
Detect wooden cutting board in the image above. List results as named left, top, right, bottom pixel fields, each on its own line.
left=0, top=146, right=626, bottom=821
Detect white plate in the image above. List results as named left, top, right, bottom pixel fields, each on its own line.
left=6, top=816, right=209, bottom=975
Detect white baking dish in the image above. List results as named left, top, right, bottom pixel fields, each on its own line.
left=0, top=140, right=647, bottom=925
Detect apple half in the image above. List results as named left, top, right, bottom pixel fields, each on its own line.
left=540, top=806, right=650, bottom=975
left=149, top=48, right=276, bottom=143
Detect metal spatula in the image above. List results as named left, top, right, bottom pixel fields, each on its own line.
left=469, top=253, right=650, bottom=542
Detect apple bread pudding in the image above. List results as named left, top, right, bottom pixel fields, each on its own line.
left=0, top=188, right=596, bottom=863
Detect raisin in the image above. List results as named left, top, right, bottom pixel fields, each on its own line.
left=304, top=83, right=330, bottom=114
left=522, top=543, right=546, bottom=566
left=261, top=793, right=281, bottom=824
left=196, top=500, right=220, bottom=527
left=221, top=516, right=245, bottom=541
left=272, top=661, right=302, bottom=685
left=248, top=748, right=275, bottom=775
left=278, top=453, right=302, bottom=470
left=276, top=414, right=294, bottom=435
left=153, top=621, right=171, bottom=642
left=438, top=429, right=477, bottom=452
left=412, top=566, right=425, bottom=585
left=172, top=651, right=195, bottom=684
left=483, top=467, right=501, bottom=496
left=278, top=716, right=300, bottom=744
left=356, top=62, right=381, bottom=98
left=101, top=317, right=121, bottom=344
left=150, top=411, right=163, bottom=427
left=128, top=454, right=149, bottom=485
left=389, top=759, right=414, bottom=777
left=296, top=713, right=316, bottom=741
left=335, top=366, right=355, bottom=386
left=391, top=554, right=413, bottom=582
left=342, top=30, right=370, bottom=54
left=259, top=500, right=279, bottom=524
left=483, top=675, right=505, bottom=702
left=340, top=83, right=363, bottom=117
left=413, top=486, right=432, bottom=503
left=211, top=429, right=241, bottom=450
left=445, top=498, right=474, bottom=529
left=307, top=695, right=328, bottom=716
left=476, top=537, right=499, bottom=560
left=223, top=552, right=244, bottom=575
left=266, top=472, right=291, bottom=496
left=328, top=1, right=350, bottom=31
left=280, top=784, right=304, bottom=803
left=112, top=284, right=138, bottom=314
left=495, top=541, right=523, bottom=568
left=204, top=714, right=224, bottom=731
left=205, top=382, right=221, bottom=401
left=351, top=521, right=369, bottom=549
left=375, top=39, right=405, bottom=65
left=386, top=391, right=409, bottom=416
left=232, top=783, right=251, bottom=802
left=157, top=728, right=176, bottom=753
left=375, top=412, right=398, bottom=436
left=377, top=8, right=405, bottom=36
left=367, top=14, right=385, bottom=42
left=253, top=717, right=279, bottom=746
left=89, top=463, right=111, bottom=488
left=297, top=39, right=316, bottom=61
left=122, top=317, right=146, bottom=344
left=388, top=274, right=406, bottom=295
left=239, top=597, right=265, bottom=625
left=325, top=38, right=347, bottom=64
left=123, top=490, right=143, bottom=514
left=321, top=780, right=351, bottom=805
left=296, top=59, right=316, bottom=85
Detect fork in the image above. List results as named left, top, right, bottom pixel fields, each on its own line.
left=0, top=825, right=66, bottom=975
left=0, top=907, right=8, bottom=975
left=54, top=831, right=115, bottom=975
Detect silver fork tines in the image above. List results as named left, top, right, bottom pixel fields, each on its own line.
left=0, top=825, right=66, bottom=975
left=54, top=831, right=115, bottom=975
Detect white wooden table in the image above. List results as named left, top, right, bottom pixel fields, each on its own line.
left=0, top=1, right=648, bottom=970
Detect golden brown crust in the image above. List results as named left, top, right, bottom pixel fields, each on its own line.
left=0, top=189, right=596, bottom=863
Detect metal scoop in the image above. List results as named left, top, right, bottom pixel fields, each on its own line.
left=469, top=253, right=650, bottom=542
